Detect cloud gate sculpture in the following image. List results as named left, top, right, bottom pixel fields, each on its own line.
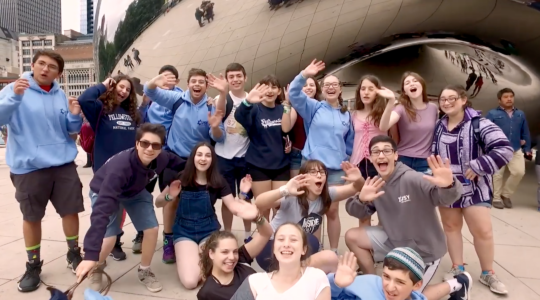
left=94, top=0, right=540, bottom=135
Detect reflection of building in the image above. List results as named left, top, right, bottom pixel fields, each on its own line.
left=0, top=26, right=19, bottom=77
left=80, top=0, right=94, bottom=35
left=0, top=0, right=62, bottom=34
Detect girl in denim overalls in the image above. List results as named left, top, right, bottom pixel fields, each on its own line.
left=155, top=142, right=259, bottom=290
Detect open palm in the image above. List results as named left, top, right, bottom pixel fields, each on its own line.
left=239, top=175, right=252, bottom=194
left=303, top=59, right=325, bottom=77
left=236, top=202, right=259, bottom=220
left=168, top=180, right=182, bottom=198
left=246, top=83, right=270, bottom=104
left=358, top=177, right=385, bottom=202
left=207, top=73, right=228, bottom=92
left=334, top=252, right=358, bottom=288
left=376, top=87, right=396, bottom=99
left=208, top=109, right=224, bottom=128
left=340, top=162, right=363, bottom=183
left=422, top=155, right=454, bottom=187
left=285, top=175, right=309, bottom=196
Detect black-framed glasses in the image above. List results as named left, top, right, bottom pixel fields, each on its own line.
left=307, top=169, right=327, bottom=177
left=370, top=149, right=395, bottom=157
left=139, top=140, right=162, bottom=150
left=322, top=83, right=340, bottom=88
left=439, top=96, right=459, bottom=104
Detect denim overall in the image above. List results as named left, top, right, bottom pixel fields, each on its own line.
left=172, top=189, right=220, bottom=244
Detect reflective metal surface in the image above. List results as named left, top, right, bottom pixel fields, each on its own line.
left=94, top=0, right=540, bottom=134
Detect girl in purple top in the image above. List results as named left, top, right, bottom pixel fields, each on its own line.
left=379, top=72, right=438, bottom=174
left=433, top=85, right=512, bottom=296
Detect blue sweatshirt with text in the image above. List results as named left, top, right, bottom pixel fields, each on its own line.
left=143, top=85, right=225, bottom=157
left=0, top=72, right=82, bottom=174
left=146, top=86, right=183, bottom=132
left=328, top=274, right=427, bottom=300
left=289, top=73, right=354, bottom=170
left=78, top=84, right=138, bottom=172
left=84, top=148, right=186, bottom=261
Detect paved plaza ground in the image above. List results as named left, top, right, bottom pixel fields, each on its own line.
left=0, top=146, right=539, bottom=299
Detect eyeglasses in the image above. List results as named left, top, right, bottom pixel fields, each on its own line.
left=439, top=96, right=459, bottom=104
left=370, top=149, right=395, bottom=157
left=139, top=140, right=162, bottom=150
left=322, top=83, right=340, bottom=88
left=307, top=169, right=327, bottom=176
left=36, top=60, right=59, bottom=71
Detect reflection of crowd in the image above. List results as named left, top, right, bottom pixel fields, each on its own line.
left=268, top=0, right=305, bottom=10
left=195, top=1, right=214, bottom=27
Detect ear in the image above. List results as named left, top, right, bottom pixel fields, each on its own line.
left=412, top=279, right=423, bottom=291
left=209, top=249, right=215, bottom=260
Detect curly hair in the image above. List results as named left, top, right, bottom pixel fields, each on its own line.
left=98, top=74, right=141, bottom=125
left=199, top=231, right=238, bottom=281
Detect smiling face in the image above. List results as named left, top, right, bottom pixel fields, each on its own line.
left=402, top=75, right=423, bottom=100
left=382, top=267, right=422, bottom=300
left=302, top=162, right=327, bottom=196
left=359, top=78, right=378, bottom=105
left=136, top=132, right=162, bottom=165
left=302, top=78, right=317, bottom=98
left=115, top=79, right=132, bottom=102
left=226, top=70, right=246, bottom=92
left=194, top=145, right=212, bottom=172
left=188, top=75, right=207, bottom=101
left=273, top=224, right=306, bottom=265
left=262, top=83, right=281, bottom=105
left=322, top=75, right=341, bottom=102
left=439, top=88, right=467, bottom=117
left=369, top=141, right=398, bottom=179
left=31, top=55, right=61, bottom=86
left=209, top=237, right=239, bottom=274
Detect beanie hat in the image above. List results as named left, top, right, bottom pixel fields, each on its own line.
left=385, top=247, right=425, bottom=281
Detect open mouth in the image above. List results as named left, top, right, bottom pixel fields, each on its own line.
left=193, top=87, right=202, bottom=93
left=326, top=90, right=336, bottom=96
left=377, top=162, right=388, bottom=172
left=280, top=251, right=293, bottom=256
left=315, top=182, right=323, bottom=188
left=198, top=162, right=207, bottom=167
left=223, top=261, right=235, bottom=267
left=410, top=87, right=418, bottom=93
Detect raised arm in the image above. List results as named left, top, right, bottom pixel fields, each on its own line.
left=0, top=79, right=30, bottom=126
left=331, top=162, right=366, bottom=201
left=378, top=90, right=400, bottom=132
left=468, top=118, right=513, bottom=176
left=66, top=96, right=83, bottom=133
left=144, top=73, right=184, bottom=110
left=417, top=155, right=464, bottom=206
left=78, top=81, right=109, bottom=129
left=234, top=83, right=270, bottom=133
left=244, top=215, right=273, bottom=259
left=255, top=175, right=309, bottom=211
left=207, top=73, right=228, bottom=113
left=208, top=105, right=225, bottom=142
left=288, top=60, right=326, bottom=122
left=281, top=85, right=297, bottom=133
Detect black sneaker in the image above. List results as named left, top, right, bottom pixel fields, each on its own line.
left=66, top=247, right=83, bottom=274
left=109, top=242, right=127, bottom=261
left=449, top=271, right=473, bottom=300
left=132, top=232, right=143, bottom=254
left=18, top=260, right=42, bottom=292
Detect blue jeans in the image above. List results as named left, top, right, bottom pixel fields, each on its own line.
left=398, top=156, right=431, bottom=174
left=290, top=148, right=303, bottom=170
left=256, top=233, right=320, bottom=272
left=89, top=189, right=158, bottom=238
left=173, top=189, right=220, bottom=245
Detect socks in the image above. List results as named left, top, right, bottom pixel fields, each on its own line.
left=447, top=278, right=463, bottom=293
left=163, top=232, right=172, bottom=245
left=454, top=264, right=465, bottom=271
left=245, top=231, right=251, bottom=239
left=66, top=235, right=79, bottom=250
left=482, top=270, right=493, bottom=275
left=26, top=244, right=41, bottom=263
left=139, top=265, right=150, bottom=270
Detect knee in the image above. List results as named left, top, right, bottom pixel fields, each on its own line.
left=327, top=205, right=339, bottom=219
left=179, top=276, right=199, bottom=290
left=471, top=225, right=493, bottom=241
left=314, top=250, right=339, bottom=272
left=344, top=228, right=361, bottom=248
left=442, top=219, right=462, bottom=233
left=143, top=226, right=159, bottom=235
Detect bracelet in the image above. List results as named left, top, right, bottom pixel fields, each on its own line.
left=242, top=99, right=252, bottom=107
left=239, top=191, right=250, bottom=200
left=279, top=185, right=290, bottom=197
left=283, top=105, right=291, bottom=114
left=254, top=214, right=266, bottom=225
left=165, top=194, right=172, bottom=202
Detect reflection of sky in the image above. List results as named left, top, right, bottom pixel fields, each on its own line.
left=97, top=0, right=137, bottom=42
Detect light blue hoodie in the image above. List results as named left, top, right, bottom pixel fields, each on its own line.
left=329, top=274, right=427, bottom=300
left=143, top=85, right=225, bottom=157
left=0, top=72, right=82, bottom=174
left=289, top=73, right=354, bottom=170
left=146, top=86, right=183, bottom=132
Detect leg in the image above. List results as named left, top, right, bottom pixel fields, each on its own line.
left=175, top=240, right=202, bottom=289
left=345, top=226, right=390, bottom=274
left=251, top=181, right=272, bottom=220
left=501, top=151, right=525, bottom=208
left=535, top=165, right=540, bottom=208
left=326, top=169, right=345, bottom=252
left=305, top=233, right=338, bottom=273
left=161, top=168, right=177, bottom=263
left=218, top=156, right=235, bottom=231
left=439, top=207, right=465, bottom=280
left=423, top=271, right=473, bottom=300
left=492, top=166, right=506, bottom=209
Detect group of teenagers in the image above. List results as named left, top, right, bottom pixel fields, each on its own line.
left=0, top=49, right=517, bottom=300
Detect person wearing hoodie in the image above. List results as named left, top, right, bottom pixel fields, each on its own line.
left=344, top=135, right=463, bottom=292
left=76, top=123, right=186, bottom=293
left=0, top=50, right=84, bottom=293
left=434, top=85, right=512, bottom=295
left=329, top=250, right=473, bottom=300
left=288, top=59, right=354, bottom=255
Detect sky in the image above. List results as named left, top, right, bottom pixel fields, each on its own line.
left=61, top=0, right=80, bottom=32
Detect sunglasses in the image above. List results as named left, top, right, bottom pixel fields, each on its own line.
left=139, top=140, right=162, bottom=150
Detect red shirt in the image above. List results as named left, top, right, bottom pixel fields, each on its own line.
left=291, top=115, right=307, bottom=150
left=40, top=85, right=52, bottom=92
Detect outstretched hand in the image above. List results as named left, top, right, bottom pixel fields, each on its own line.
left=168, top=180, right=182, bottom=198
left=341, top=162, right=363, bottom=183
left=358, top=177, right=385, bottom=202
left=207, top=73, right=228, bottom=93
left=208, top=109, right=224, bottom=128
left=334, top=252, right=358, bottom=288
left=285, top=174, right=309, bottom=196
left=302, top=59, right=325, bottom=77
left=246, top=83, right=270, bottom=104
left=422, top=155, right=454, bottom=187
left=376, top=87, right=396, bottom=100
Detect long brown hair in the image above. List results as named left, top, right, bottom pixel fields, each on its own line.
left=99, top=75, right=141, bottom=124
left=305, top=76, right=322, bottom=100
left=269, top=223, right=309, bottom=272
left=179, top=142, right=224, bottom=189
left=354, top=75, right=386, bottom=127
left=260, top=75, right=283, bottom=104
left=296, top=160, right=331, bottom=217
left=399, top=72, right=428, bottom=122
left=322, top=75, right=348, bottom=113
left=199, top=231, right=237, bottom=281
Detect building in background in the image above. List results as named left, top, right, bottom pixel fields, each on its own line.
left=0, top=26, right=19, bottom=77
left=80, top=0, right=94, bottom=35
left=18, top=33, right=68, bottom=73
left=0, top=0, right=62, bottom=34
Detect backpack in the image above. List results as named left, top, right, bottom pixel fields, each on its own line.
left=79, top=107, right=103, bottom=157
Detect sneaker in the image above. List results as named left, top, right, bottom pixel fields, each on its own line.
left=138, top=268, right=163, bottom=292
left=132, top=232, right=143, bottom=254
left=501, top=196, right=513, bottom=208
left=66, top=247, right=83, bottom=273
left=493, top=200, right=505, bottom=209
left=90, top=262, right=106, bottom=291
left=449, top=272, right=472, bottom=300
left=162, top=235, right=176, bottom=264
left=480, top=272, right=508, bottom=295
left=443, top=266, right=464, bottom=281
left=109, top=242, right=126, bottom=261
left=17, top=260, right=42, bottom=292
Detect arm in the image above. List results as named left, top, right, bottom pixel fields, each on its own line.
left=83, top=173, right=127, bottom=261
left=0, top=84, right=23, bottom=126
left=215, top=93, right=227, bottom=113
left=327, top=274, right=345, bottom=299
left=143, top=84, right=184, bottom=111
left=281, top=106, right=297, bottom=133
left=244, top=216, right=273, bottom=259
left=344, top=118, right=354, bottom=156
left=315, top=287, right=331, bottom=300
left=234, top=101, right=256, bottom=132
left=155, top=186, right=179, bottom=208
left=345, top=195, right=376, bottom=220
left=288, top=73, right=320, bottom=122
left=413, top=174, right=464, bottom=207
left=78, top=84, right=107, bottom=128
left=468, top=118, right=514, bottom=176
left=254, top=188, right=284, bottom=211
left=65, top=112, right=83, bottom=134
left=209, top=105, right=225, bottom=142
left=379, top=100, right=401, bottom=132
left=521, top=116, right=531, bottom=153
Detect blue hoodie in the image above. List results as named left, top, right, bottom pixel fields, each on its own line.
left=143, top=85, right=225, bottom=157
left=146, top=86, right=183, bottom=132
left=78, top=83, right=139, bottom=172
left=289, top=73, right=354, bottom=170
left=328, top=274, right=427, bottom=300
left=0, top=72, right=82, bottom=174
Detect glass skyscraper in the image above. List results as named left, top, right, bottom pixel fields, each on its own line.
left=0, top=0, right=61, bottom=34
left=80, top=0, right=94, bottom=35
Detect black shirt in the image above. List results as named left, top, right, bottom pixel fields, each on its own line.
left=182, top=181, right=232, bottom=208
left=197, top=245, right=256, bottom=300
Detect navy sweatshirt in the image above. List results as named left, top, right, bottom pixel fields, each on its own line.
left=234, top=101, right=289, bottom=170
left=83, top=148, right=186, bottom=261
left=78, top=84, right=138, bottom=172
